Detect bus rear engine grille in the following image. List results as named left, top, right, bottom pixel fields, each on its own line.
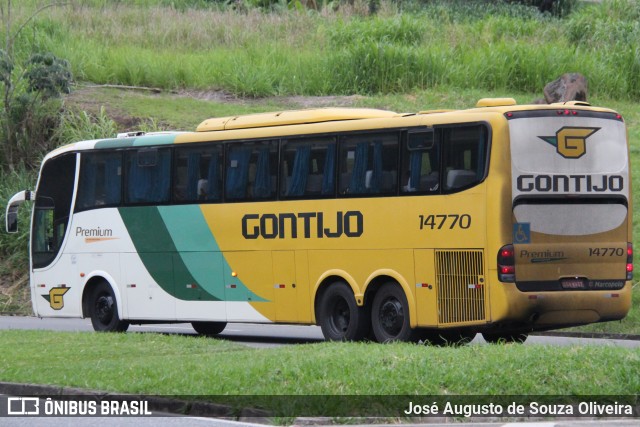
left=435, top=249, right=486, bottom=324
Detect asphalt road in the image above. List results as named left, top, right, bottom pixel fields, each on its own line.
left=0, top=315, right=639, bottom=348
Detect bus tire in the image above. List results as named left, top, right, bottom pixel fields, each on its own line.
left=318, top=282, right=369, bottom=341
left=191, top=321, right=227, bottom=336
left=482, top=331, right=528, bottom=344
left=89, top=281, right=129, bottom=333
left=371, top=282, right=412, bottom=343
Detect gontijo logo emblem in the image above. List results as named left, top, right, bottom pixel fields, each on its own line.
left=42, top=286, right=70, bottom=310
left=539, top=127, right=600, bottom=159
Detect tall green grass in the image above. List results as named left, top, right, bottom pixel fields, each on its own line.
left=0, top=330, right=638, bottom=396
left=4, top=0, right=640, bottom=98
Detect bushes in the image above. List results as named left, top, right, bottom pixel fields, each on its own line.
left=0, top=50, right=72, bottom=169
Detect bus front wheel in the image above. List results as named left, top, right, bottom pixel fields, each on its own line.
left=318, top=282, right=369, bottom=341
left=192, top=321, right=227, bottom=336
left=89, top=281, right=129, bottom=332
left=371, top=282, right=412, bottom=343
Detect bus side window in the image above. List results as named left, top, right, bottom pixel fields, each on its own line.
left=401, top=129, right=439, bottom=194
left=226, top=140, right=278, bottom=202
left=174, top=145, right=222, bottom=203
left=280, top=137, right=336, bottom=198
left=338, top=132, right=399, bottom=196
left=441, top=124, right=489, bottom=193
left=76, top=152, right=122, bottom=211
left=125, top=148, right=171, bottom=204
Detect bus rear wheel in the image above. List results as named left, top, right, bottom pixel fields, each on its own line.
left=89, top=281, right=129, bottom=332
left=482, top=331, right=528, bottom=344
left=318, top=282, right=369, bottom=341
left=371, top=282, right=413, bottom=343
left=192, top=321, right=227, bottom=336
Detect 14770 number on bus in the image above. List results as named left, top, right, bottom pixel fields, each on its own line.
left=418, top=214, right=471, bottom=230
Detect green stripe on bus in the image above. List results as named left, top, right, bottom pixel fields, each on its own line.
left=119, top=206, right=267, bottom=303
left=95, top=139, right=135, bottom=149
left=132, top=134, right=177, bottom=146
left=118, top=206, right=221, bottom=301
left=157, top=205, right=220, bottom=252
left=95, top=134, right=177, bottom=149
left=157, top=205, right=268, bottom=302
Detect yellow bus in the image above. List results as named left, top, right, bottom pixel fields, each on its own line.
left=6, top=98, right=633, bottom=344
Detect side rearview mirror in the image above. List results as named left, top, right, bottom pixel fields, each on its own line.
left=6, top=190, right=33, bottom=233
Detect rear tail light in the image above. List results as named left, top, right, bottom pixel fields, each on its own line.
left=627, top=243, right=633, bottom=280
left=498, top=244, right=515, bottom=283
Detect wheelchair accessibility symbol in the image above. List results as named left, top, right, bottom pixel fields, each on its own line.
left=513, top=223, right=531, bottom=244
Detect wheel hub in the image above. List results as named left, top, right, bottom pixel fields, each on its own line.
left=379, top=298, right=404, bottom=335
left=95, top=294, right=114, bottom=324
left=331, top=299, right=350, bottom=332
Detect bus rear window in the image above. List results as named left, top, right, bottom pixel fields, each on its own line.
left=513, top=197, right=627, bottom=236
left=442, top=124, right=489, bottom=193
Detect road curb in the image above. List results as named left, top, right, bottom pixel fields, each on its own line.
left=532, top=331, right=640, bottom=341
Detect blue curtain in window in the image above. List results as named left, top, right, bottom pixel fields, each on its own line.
left=79, top=156, right=96, bottom=208
left=129, top=151, right=170, bottom=203
left=409, top=151, right=422, bottom=191
left=104, top=156, right=121, bottom=205
left=370, top=141, right=383, bottom=193
left=150, top=151, right=171, bottom=202
left=287, top=145, right=311, bottom=196
left=128, top=155, right=147, bottom=202
left=253, top=146, right=272, bottom=199
left=321, top=144, right=335, bottom=195
left=226, top=148, right=251, bottom=199
left=349, top=142, right=369, bottom=194
left=187, top=152, right=201, bottom=200
left=207, top=152, right=220, bottom=201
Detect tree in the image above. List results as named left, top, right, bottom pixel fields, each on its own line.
left=0, top=0, right=72, bottom=169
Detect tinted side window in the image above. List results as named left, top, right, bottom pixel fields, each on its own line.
left=442, top=125, right=489, bottom=193
left=338, top=132, right=399, bottom=196
left=174, top=145, right=222, bottom=203
left=76, top=152, right=122, bottom=211
left=400, top=130, right=439, bottom=194
left=125, top=148, right=171, bottom=204
left=280, top=137, right=336, bottom=198
left=225, top=140, right=278, bottom=201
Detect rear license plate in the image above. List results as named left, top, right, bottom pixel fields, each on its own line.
left=561, top=278, right=587, bottom=289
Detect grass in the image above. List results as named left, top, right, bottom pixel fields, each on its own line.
left=4, top=0, right=640, bottom=98
left=0, top=330, right=637, bottom=402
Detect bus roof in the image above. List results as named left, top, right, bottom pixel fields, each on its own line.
left=195, top=108, right=399, bottom=132
left=41, top=99, right=621, bottom=161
